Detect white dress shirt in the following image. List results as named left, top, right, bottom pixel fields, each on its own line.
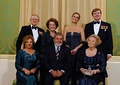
left=93, top=20, right=112, bottom=57
left=49, top=45, right=65, bottom=73
left=55, top=45, right=60, bottom=53
left=31, top=25, right=39, bottom=43
left=93, top=20, right=101, bottom=35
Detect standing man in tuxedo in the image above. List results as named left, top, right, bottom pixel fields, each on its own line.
left=16, top=14, right=44, bottom=54
left=43, top=32, right=72, bottom=85
left=85, top=8, right=113, bottom=85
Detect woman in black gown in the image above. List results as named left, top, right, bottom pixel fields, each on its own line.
left=63, top=12, right=85, bottom=85
left=77, top=34, right=106, bottom=85
left=41, top=18, right=59, bottom=54
left=40, top=18, right=59, bottom=85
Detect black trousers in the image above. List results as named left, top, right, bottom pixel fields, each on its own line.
left=70, top=55, right=78, bottom=85
left=39, top=56, right=44, bottom=85
left=44, top=72, right=70, bottom=85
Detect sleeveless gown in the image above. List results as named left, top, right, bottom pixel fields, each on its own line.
left=66, top=32, right=81, bottom=85
left=66, top=32, right=81, bottom=50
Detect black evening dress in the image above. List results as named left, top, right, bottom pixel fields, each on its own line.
left=66, top=32, right=81, bottom=50
left=66, top=32, right=81, bottom=85
left=41, top=30, right=55, bottom=54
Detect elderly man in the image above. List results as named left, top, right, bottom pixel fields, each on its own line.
left=16, top=14, right=44, bottom=54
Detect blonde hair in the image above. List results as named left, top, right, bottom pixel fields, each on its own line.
left=86, top=34, right=102, bottom=46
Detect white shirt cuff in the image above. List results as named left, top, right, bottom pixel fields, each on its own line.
left=107, top=54, right=112, bottom=56
left=61, top=70, right=65, bottom=73
left=49, top=69, right=53, bottom=73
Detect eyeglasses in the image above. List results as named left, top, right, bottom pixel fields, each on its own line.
left=31, top=18, right=39, bottom=21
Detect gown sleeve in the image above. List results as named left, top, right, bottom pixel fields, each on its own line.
left=15, top=50, right=23, bottom=71
left=76, top=50, right=85, bottom=71
left=97, top=51, right=106, bottom=72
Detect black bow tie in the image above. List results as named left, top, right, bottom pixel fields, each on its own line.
left=32, top=26, right=37, bottom=30
left=93, top=21, right=100, bottom=24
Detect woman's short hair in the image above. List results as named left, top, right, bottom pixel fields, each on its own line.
left=86, top=34, right=102, bottom=46
left=22, top=35, right=34, bottom=47
left=91, top=8, right=102, bottom=15
left=72, top=12, right=80, bottom=20
left=46, top=18, right=59, bottom=29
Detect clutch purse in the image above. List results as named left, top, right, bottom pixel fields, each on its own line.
left=84, top=65, right=91, bottom=75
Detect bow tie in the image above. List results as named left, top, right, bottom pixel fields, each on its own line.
left=32, top=26, right=37, bottom=30
left=93, top=21, right=100, bottom=24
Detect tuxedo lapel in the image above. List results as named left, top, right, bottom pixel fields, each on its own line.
left=90, top=22, right=95, bottom=34
left=98, top=21, right=105, bottom=36
left=98, top=23, right=102, bottom=36
left=38, top=28, right=43, bottom=36
left=28, top=25, right=33, bottom=35
left=53, top=45, right=57, bottom=57
left=48, top=45, right=56, bottom=60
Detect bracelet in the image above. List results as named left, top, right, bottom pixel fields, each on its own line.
left=93, top=70, right=96, bottom=74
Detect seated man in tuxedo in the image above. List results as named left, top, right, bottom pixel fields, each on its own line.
left=43, top=32, right=72, bottom=85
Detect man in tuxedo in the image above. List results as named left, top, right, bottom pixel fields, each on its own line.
left=43, top=32, right=72, bottom=85
left=85, top=8, right=113, bottom=85
left=85, top=8, right=113, bottom=61
left=16, top=14, right=44, bottom=54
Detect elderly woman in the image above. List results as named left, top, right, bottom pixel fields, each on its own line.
left=40, top=18, right=59, bottom=85
left=15, top=35, right=40, bottom=85
left=77, top=34, right=106, bottom=85
left=41, top=18, right=59, bottom=54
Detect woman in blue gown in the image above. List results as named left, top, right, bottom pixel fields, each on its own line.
left=77, top=34, right=106, bottom=85
left=15, top=35, right=40, bottom=85
left=63, top=12, right=85, bottom=85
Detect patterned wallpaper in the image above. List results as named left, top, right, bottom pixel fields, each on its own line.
left=0, top=0, right=120, bottom=55
left=0, top=0, right=20, bottom=54
left=107, top=0, right=120, bottom=55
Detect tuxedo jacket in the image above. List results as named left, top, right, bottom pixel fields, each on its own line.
left=43, top=44, right=72, bottom=74
left=16, top=25, right=44, bottom=53
left=85, top=21, right=113, bottom=59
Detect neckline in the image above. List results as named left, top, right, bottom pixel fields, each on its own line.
left=22, top=49, right=35, bottom=56
left=85, top=49, right=98, bottom=57
left=67, top=32, right=80, bottom=34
